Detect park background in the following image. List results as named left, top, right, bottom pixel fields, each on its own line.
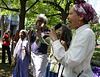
left=0, top=0, right=100, bottom=77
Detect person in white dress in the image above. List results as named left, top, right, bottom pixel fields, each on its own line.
left=45, top=0, right=99, bottom=77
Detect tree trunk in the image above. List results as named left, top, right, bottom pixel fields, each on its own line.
left=19, top=0, right=26, bottom=30
left=60, top=1, right=71, bottom=24
left=61, top=11, right=68, bottom=24
left=1, top=15, right=5, bottom=40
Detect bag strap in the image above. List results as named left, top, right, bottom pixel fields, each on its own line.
left=77, top=70, right=83, bottom=77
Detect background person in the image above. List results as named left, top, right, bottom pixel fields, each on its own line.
left=45, top=0, right=98, bottom=77
left=41, top=24, right=72, bottom=77
left=2, top=30, right=11, bottom=65
left=6, top=29, right=11, bottom=41
left=11, top=30, right=19, bottom=55
left=12, top=30, right=30, bottom=77
left=29, top=14, right=49, bottom=77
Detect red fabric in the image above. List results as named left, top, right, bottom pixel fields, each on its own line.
left=3, top=34, right=10, bottom=46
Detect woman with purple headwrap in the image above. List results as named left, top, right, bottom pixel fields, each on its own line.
left=45, top=0, right=98, bottom=77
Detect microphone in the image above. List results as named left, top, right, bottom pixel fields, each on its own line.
left=55, top=23, right=62, bottom=30
left=43, top=23, right=62, bottom=39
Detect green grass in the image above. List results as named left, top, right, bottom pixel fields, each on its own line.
left=92, top=48, right=100, bottom=61
left=0, top=48, right=33, bottom=77
left=93, top=48, right=100, bottom=59
left=0, top=63, right=14, bottom=77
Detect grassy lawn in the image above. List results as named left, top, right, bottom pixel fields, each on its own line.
left=0, top=47, right=14, bottom=77
left=0, top=63, right=14, bottom=77
left=0, top=48, right=32, bottom=77
left=0, top=47, right=100, bottom=77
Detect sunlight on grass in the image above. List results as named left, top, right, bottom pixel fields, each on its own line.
left=0, top=63, right=14, bottom=77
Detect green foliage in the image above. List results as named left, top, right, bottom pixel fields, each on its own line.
left=25, top=0, right=75, bottom=29
left=92, top=48, right=100, bottom=66
left=98, top=37, right=100, bottom=41
left=25, top=18, right=36, bottom=31
left=92, top=23, right=100, bottom=35
left=0, top=0, right=74, bottom=30
left=0, top=0, right=20, bottom=15
left=25, top=1, right=62, bottom=29
left=0, top=9, right=11, bottom=15
left=0, top=0, right=20, bottom=9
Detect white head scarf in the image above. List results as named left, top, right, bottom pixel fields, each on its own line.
left=13, top=30, right=28, bottom=60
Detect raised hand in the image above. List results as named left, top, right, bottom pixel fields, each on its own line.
left=45, top=27, right=58, bottom=42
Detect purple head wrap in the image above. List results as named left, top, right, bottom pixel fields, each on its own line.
left=71, top=0, right=99, bottom=24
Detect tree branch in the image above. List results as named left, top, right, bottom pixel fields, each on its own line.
left=65, top=1, right=72, bottom=12
left=0, top=6, right=20, bottom=12
left=32, top=12, right=61, bottom=17
left=26, top=0, right=39, bottom=12
left=32, top=11, right=38, bottom=14
left=1, top=0, right=20, bottom=12
left=46, top=13, right=61, bottom=17
left=1, top=0, right=9, bottom=8
left=43, top=1, right=64, bottom=12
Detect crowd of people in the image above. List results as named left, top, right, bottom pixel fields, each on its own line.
left=1, top=0, right=99, bottom=77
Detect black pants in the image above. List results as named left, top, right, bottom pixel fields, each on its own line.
left=2, top=45, right=11, bottom=65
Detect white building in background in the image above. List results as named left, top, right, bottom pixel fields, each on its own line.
left=0, top=9, right=19, bottom=36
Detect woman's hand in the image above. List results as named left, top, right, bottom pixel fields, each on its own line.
left=45, top=27, right=58, bottom=42
left=22, top=46, right=29, bottom=55
left=61, top=40, right=68, bottom=51
left=13, top=41, right=17, bottom=44
left=54, top=56, right=58, bottom=61
left=22, top=46, right=27, bottom=51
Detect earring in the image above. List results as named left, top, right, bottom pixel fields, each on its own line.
left=79, top=21, right=81, bottom=24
